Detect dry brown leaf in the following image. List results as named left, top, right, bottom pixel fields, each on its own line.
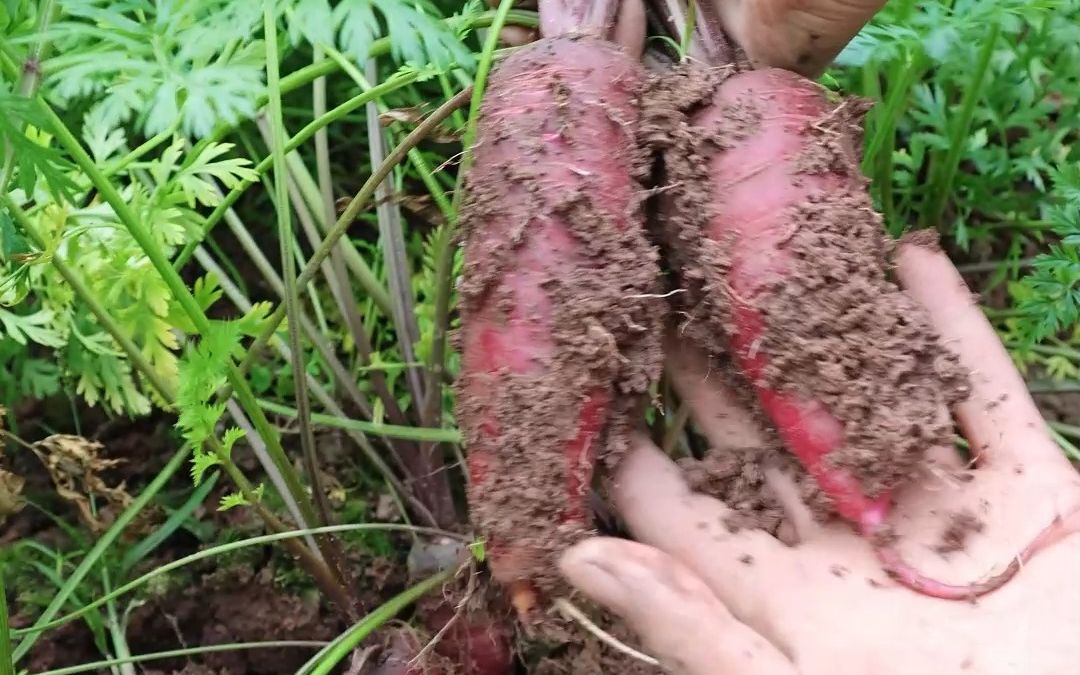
left=427, top=128, right=460, bottom=145
left=0, top=406, right=25, bottom=524
left=379, top=106, right=424, bottom=126
left=32, top=434, right=133, bottom=533
left=0, top=468, right=24, bottom=525
left=395, top=193, right=446, bottom=226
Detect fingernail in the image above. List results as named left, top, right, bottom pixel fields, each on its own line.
left=559, top=539, right=631, bottom=610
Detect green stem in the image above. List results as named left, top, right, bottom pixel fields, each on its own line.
left=100, top=566, right=137, bottom=675
left=1027, top=380, right=1080, bottom=394
left=679, top=0, right=697, bottom=61
left=303, top=568, right=454, bottom=675
left=459, top=1, right=516, bottom=203
left=1026, top=344, right=1080, bottom=362
left=422, top=0, right=516, bottom=427
left=861, top=49, right=926, bottom=176
left=1051, top=421, right=1080, bottom=439
left=36, top=642, right=329, bottom=675
left=0, top=574, right=13, bottom=675
left=101, top=117, right=181, bottom=178
left=234, top=89, right=473, bottom=384
left=263, top=0, right=334, bottom=535
left=921, top=21, right=1000, bottom=229
left=172, top=72, right=416, bottom=312
left=0, top=0, right=58, bottom=194
left=33, top=95, right=321, bottom=534
left=257, top=398, right=461, bottom=443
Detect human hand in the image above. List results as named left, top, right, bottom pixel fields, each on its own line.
left=703, top=0, right=887, bottom=76
left=559, top=240, right=1080, bottom=674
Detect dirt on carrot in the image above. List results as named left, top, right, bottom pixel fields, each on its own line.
left=455, top=36, right=664, bottom=596
left=642, top=63, right=970, bottom=508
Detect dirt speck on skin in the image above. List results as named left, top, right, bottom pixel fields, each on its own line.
left=455, top=36, right=664, bottom=596
left=642, top=62, right=970, bottom=505
left=526, top=604, right=662, bottom=675
left=935, top=509, right=985, bottom=555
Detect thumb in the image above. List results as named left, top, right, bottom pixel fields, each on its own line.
left=560, top=538, right=797, bottom=675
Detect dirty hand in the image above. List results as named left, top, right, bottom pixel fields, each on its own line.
left=560, top=242, right=1080, bottom=675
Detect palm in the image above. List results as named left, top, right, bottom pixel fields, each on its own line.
left=561, top=242, right=1080, bottom=675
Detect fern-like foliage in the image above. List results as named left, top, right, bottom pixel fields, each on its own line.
left=38, top=0, right=477, bottom=139
left=1014, top=165, right=1080, bottom=345
left=288, top=0, right=475, bottom=69
left=1, top=111, right=262, bottom=414
left=0, top=85, right=79, bottom=199
left=219, top=483, right=263, bottom=511
left=42, top=0, right=266, bottom=137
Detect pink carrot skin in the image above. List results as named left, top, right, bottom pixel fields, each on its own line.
left=457, top=12, right=661, bottom=614
left=701, top=67, right=1063, bottom=600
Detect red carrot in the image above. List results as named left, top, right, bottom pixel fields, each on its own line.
left=647, top=11, right=1061, bottom=599
left=456, top=0, right=661, bottom=615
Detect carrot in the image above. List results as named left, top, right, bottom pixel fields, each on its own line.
left=645, top=7, right=1054, bottom=600
left=456, top=0, right=661, bottom=615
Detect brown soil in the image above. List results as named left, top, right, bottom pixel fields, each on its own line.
left=679, top=445, right=786, bottom=532
left=679, top=442, right=831, bottom=533
left=21, top=563, right=349, bottom=674
left=641, top=63, right=969, bottom=507
left=934, top=509, right=985, bottom=555
left=454, top=36, right=663, bottom=596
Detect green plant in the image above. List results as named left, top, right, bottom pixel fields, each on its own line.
left=833, top=0, right=1080, bottom=389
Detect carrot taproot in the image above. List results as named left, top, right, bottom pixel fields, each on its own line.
left=645, top=18, right=1050, bottom=598
left=456, top=0, right=661, bottom=614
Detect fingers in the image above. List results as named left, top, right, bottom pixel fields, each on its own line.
left=560, top=538, right=797, bottom=675
left=667, top=339, right=769, bottom=450
left=612, top=0, right=647, bottom=57
left=498, top=25, right=539, bottom=47
left=763, top=467, right=824, bottom=542
left=709, top=0, right=887, bottom=76
left=894, top=239, right=1068, bottom=469
left=612, top=435, right=795, bottom=627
